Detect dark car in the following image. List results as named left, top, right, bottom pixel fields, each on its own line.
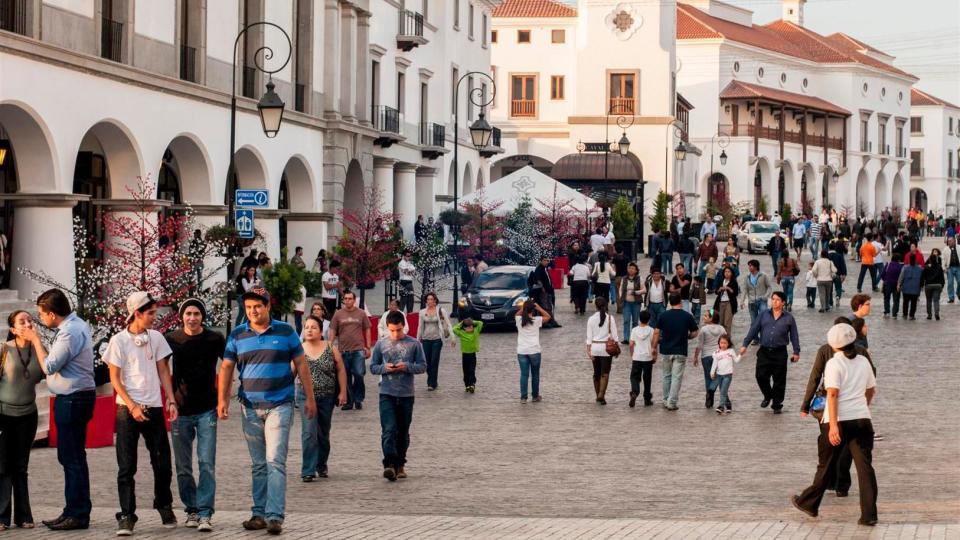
left=457, top=265, right=534, bottom=326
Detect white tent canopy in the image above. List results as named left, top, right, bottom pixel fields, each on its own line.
left=451, top=166, right=598, bottom=213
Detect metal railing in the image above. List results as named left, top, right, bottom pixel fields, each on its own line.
left=511, top=99, right=536, bottom=117
left=398, top=10, right=424, bottom=38
left=373, top=105, right=401, bottom=134
left=295, top=83, right=306, bottom=113
left=860, top=140, right=872, bottom=153
left=609, top=97, right=635, bottom=115
left=101, top=17, right=123, bottom=62
left=242, top=65, right=256, bottom=98
left=179, top=44, right=197, bottom=82
left=897, top=147, right=907, bottom=158
left=0, top=0, right=27, bottom=35
left=419, top=122, right=445, bottom=147
left=718, top=124, right=843, bottom=150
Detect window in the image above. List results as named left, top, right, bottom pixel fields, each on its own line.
left=910, top=116, right=923, bottom=134
left=859, top=116, right=869, bottom=152
left=423, top=0, right=428, bottom=21
left=609, top=72, right=636, bottom=114
left=419, top=82, right=428, bottom=128
left=896, top=124, right=904, bottom=156
left=550, top=76, right=564, bottom=100
left=551, top=29, right=565, bottom=43
left=481, top=82, right=488, bottom=113
left=878, top=117, right=888, bottom=154
left=467, top=76, right=474, bottom=120
left=482, top=14, right=488, bottom=46
left=453, top=0, right=460, bottom=29
left=517, top=30, right=531, bottom=43
left=490, top=66, right=497, bottom=108
left=371, top=60, right=380, bottom=112
left=911, top=150, right=922, bottom=176
left=451, top=67, right=459, bottom=115
left=950, top=117, right=955, bottom=135
left=491, top=29, right=498, bottom=43
left=468, top=3, right=474, bottom=39
left=949, top=151, right=954, bottom=174
left=397, top=72, right=405, bottom=113
left=511, top=75, right=537, bottom=118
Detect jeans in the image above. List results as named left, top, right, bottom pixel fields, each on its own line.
left=679, top=254, right=693, bottom=274
left=660, top=252, right=674, bottom=275
left=947, top=266, right=960, bottom=301
left=700, top=356, right=714, bottom=392
left=630, top=361, right=653, bottom=402
left=747, top=299, right=767, bottom=327
left=647, top=302, right=665, bottom=327
left=296, top=385, right=319, bottom=476
left=517, top=353, right=542, bottom=399
left=856, top=264, right=878, bottom=291
left=832, top=276, right=844, bottom=304
left=808, top=237, right=819, bottom=261
left=609, top=277, right=619, bottom=307
left=621, top=301, right=641, bottom=339
left=795, top=419, right=878, bottom=522
left=924, top=284, right=942, bottom=318
left=421, top=339, right=443, bottom=389
left=115, top=405, right=174, bottom=519
left=379, top=395, right=415, bottom=469
left=312, top=395, right=336, bottom=472
left=691, top=301, right=702, bottom=321
left=806, top=287, right=817, bottom=308
left=341, top=350, right=366, bottom=405
left=755, top=346, right=788, bottom=410
left=771, top=252, right=781, bottom=274
left=53, top=391, right=95, bottom=522
left=0, top=411, right=38, bottom=526
left=399, top=281, right=415, bottom=313
left=713, top=374, right=733, bottom=408
left=882, top=283, right=900, bottom=315
left=171, top=409, right=217, bottom=518
left=240, top=402, right=293, bottom=522
left=781, top=277, right=795, bottom=306
left=660, top=354, right=687, bottom=407
left=462, top=353, right=477, bottom=387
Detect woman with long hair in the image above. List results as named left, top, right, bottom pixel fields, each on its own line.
left=591, top=252, right=616, bottom=300
left=897, top=255, right=923, bottom=320
left=515, top=299, right=551, bottom=403
left=712, top=266, right=740, bottom=339
left=299, top=315, right=347, bottom=481
left=0, top=310, right=46, bottom=529
left=921, top=248, right=945, bottom=320
left=585, top=297, right=618, bottom=405
left=417, top=292, right=452, bottom=391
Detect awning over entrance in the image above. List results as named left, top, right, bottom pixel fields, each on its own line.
left=551, top=153, right=642, bottom=182
left=719, top=80, right=851, bottom=116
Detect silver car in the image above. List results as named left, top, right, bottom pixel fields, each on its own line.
left=737, top=221, right=781, bottom=254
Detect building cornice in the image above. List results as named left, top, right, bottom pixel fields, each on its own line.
left=568, top=116, right=676, bottom=125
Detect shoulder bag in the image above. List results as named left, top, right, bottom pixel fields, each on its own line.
left=604, top=317, right=621, bottom=357
left=809, top=378, right=826, bottom=421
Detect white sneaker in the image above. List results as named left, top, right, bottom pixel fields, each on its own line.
left=184, top=513, right=199, bottom=528
left=197, top=517, right=213, bottom=532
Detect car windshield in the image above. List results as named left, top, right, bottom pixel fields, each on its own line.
left=750, top=223, right=778, bottom=233
left=473, top=272, right=527, bottom=290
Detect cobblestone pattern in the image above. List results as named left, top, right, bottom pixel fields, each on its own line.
left=17, top=239, right=960, bottom=535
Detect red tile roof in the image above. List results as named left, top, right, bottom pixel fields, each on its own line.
left=911, top=88, right=960, bottom=110
left=492, top=0, right=577, bottom=18
left=719, top=80, right=851, bottom=116
left=826, top=33, right=889, bottom=57
left=677, top=4, right=915, bottom=80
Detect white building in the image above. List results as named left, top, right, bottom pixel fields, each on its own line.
left=0, top=0, right=499, bottom=301
left=676, top=0, right=918, bottom=221
left=909, top=88, right=960, bottom=218
left=489, top=0, right=697, bottom=232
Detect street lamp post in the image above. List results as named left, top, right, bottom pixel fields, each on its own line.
left=226, top=22, right=292, bottom=334
left=451, top=71, right=496, bottom=317
left=710, top=131, right=730, bottom=178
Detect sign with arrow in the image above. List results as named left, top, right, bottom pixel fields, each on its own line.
left=236, top=189, right=269, bottom=208
left=235, top=209, right=255, bottom=239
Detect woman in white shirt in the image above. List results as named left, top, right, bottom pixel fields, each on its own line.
left=515, top=300, right=551, bottom=403
left=591, top=252, right=616, bottom=301
left=693, top=310, right=728, bottom=409
left=568, top=255, right=592, bottom=315
left=585, top=297, right=618, bottom=405
left=793, top=323, right=878, bottom=526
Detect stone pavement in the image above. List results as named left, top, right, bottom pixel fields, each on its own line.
left=14, top=238, right=960, bottom=538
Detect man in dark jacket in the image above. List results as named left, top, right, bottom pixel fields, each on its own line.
left=827, top=240, right=847, bottom=309
left=528, top=256, right=560, bottom=328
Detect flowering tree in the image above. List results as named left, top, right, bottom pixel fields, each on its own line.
left=536, top=182, right=583, bottom=255
left=408, top=233, right=454, bottom=307
left=459, top=189, right=505, bottom=262
left=332, top=185, right=402, bottom=305
left=503, top=195, right=551, bottom=265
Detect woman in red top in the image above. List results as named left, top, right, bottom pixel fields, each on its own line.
left=904, top=242, right=925, bottom=267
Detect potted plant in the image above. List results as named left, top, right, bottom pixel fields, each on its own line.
left=611, top=196, right=637, bottom=259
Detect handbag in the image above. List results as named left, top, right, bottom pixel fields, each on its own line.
left=809, top=379, right=826, bottom=421
left=603, top=317, right=621, bottom=357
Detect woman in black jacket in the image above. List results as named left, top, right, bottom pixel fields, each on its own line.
left=712, top=266, right=739, bottom=339
left=921, top=249, right=945, bottom=320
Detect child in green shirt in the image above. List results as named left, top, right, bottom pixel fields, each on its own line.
left=452, top=318, right=484, bottom=393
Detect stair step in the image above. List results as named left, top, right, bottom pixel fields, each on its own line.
left=0, top=289, right=19, bottom=302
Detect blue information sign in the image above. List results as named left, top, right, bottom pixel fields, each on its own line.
left=235, top=189, right=269, bottom=208
left=235, top=209, right=255, bottom=239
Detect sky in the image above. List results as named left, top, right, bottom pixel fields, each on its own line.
left=560, top=0, right=960, bottom=104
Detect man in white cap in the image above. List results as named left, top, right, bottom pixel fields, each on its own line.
left=105, top=291, right=179, bottom=536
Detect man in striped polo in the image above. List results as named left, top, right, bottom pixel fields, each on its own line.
left=218, top=287, right=315, bottom=535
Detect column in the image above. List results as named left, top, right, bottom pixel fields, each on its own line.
left=373, top=158, right=396, bottom=214
left=339, top=5, right=358, bottom=121
left=416, top=167, right=438, bottom=221
left=322, top=0, right=341, bottom=118
left=7, top=195, right=84, bottom=301
left=285, top=212, right=333, bottom=266
left=394, top=163, right=418, bottom=242
left=253, top=209, right=281, bottom=262
left=355, top=11, right=371, bottom=126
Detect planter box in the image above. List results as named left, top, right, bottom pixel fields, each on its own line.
left=548, top=268, right=565, bottom=290
left=48, top=394, right=116, bottom=448
left=554, top=256, right=570, bottom=273
left=369, top=312, right=419, bottom=342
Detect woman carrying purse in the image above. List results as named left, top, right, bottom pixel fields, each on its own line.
left=585, top=297, right=619, bottom=405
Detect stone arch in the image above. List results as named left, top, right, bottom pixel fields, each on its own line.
left=910, top=188, right=928, bottom=213
left=76, top=119, right=145, bottom=198
left=446, top=159, right=456, bottom=196
left=162, top=133, right=213, bottom=204
left=800, top=163, right=817, bottom=215
left=891, top=173, right=905, bottom=215
left=344, top=159, right=364, bottom=214
left=752, top=158, right=772, bottom=215
left=233, top=145, right=269, bottom=190
left=874, top=171, right=888, bottom=218
left=778, top=161, right=795, bottom=216
left=705, top=172, right=729, bottom=212
left=279, top=155, right=315, bottom=212
left=855, top=169, right=870, bottom=218
left=462, top=161, right=474, bottom=196
left=0, top=101, right=59, bottom=193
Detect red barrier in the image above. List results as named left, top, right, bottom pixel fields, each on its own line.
left=370, top=312, right=420, bottom=343
left=549, top=268, right=565, bottom=289
left=48, top=394, right=116, bottom=448
left=554, top=256, right=570, bottom=272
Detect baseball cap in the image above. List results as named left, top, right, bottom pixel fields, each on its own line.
left=827, top=323, right=856, bottom=349
left=126, top=291, right=157, bottom=324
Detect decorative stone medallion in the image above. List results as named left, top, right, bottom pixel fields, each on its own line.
left=605, top=3, right=643, bottom=41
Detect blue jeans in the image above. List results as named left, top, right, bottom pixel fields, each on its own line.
left=947, top=266, right=960, bottom=301
left=622, top=301, right=641, bottom=339
left=240, top=402, right=293, bottom=522
left=379, top=395, right=414, bottom=469
left=296, top=385, right=319, bottom=476
left=609, top=277, right=619, bottom=306
left=808, top=237, right=819, bottom=260
left=517, top=353, right=542, bottom=399
left=748, top=299, right=767, bottom=327
left=857, top=264, right=877, bottom=291
left=53, top=391, right=95, bottom=522
left=691, top=301, right=702, bottom=321
left=171, top=409, right=218, bottom=518
left=713, top=374, right=733, bottom=408
left=781, top=277, right=795, bottom=306
left=771, top=252, right=782, bottom=274
left=700, top=356, right=714, bottom=392
left=421, top=339, right=443, bottom=389
left=660, top=252, right=674, bottom=275
left=832, top=276, right=844, bottom=306
left=679, top=254, right=693, bottom=274
left=647, top=302, right=665, bottom=327
left=341, top=350, right=366, bottom=406
left=660, top=354, right=687, bottom=407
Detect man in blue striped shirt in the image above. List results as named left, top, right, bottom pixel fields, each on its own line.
left=218, top=287, right=314, bottom=535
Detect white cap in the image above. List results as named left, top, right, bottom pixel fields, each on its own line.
left=826, top=323, right=856, bottom=349
left=126, top=291, right=156, bottom=324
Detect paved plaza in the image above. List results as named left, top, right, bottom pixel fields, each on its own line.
left=12, top=239, right=960, bottom=538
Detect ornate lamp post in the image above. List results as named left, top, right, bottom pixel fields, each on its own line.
left=710, top=131, right=730, bottom=177
left=226, top=22, right=292, bottom=333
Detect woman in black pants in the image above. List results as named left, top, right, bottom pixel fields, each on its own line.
left=585, top=297, right=618, bottom=404
left=0, top=310, right=46, bottom=529
left=568, top=255, right=591, bottom=315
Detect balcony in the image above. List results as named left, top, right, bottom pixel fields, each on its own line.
left=609, top=97, right=635, bottom=115
left=479, top=127, right=505, bottom=158
left=179, top=44, right=197, bottom=83
left=294, top=83, right=306, bottom=113
left=372, top=105, right=403, bottom=147
left=860, top=140, right=872, bottom=153
left=511, top=99, right=536, bottom=118
left=897, top=147, right=907, bottom=159
left=419, top=122, right=448, bottom=160
left=101, top=17, right=123, bottom=62
left=397, top=10, right=426, bottom=51
left=718, top=124, right=843, bottom=150
left=0, top=0, right=27, bottom=35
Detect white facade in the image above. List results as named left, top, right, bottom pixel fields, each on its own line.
left=676, top=0, right=917, bottom=221
left=909, top=90, right=960, bottom=217
left=0, top=0, right=499, bottom=300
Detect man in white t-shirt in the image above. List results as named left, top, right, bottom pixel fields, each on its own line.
left=628, top=310, right=655, bottom=407
left=321, top=259, right=342, bottom=316
left=106, top=291, right=179, bottom=535
left=602, top=226, right=615, bottom=253
left=397, top=251, right=417, bottom=313
left=589, top=228, right=606, bottom=254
